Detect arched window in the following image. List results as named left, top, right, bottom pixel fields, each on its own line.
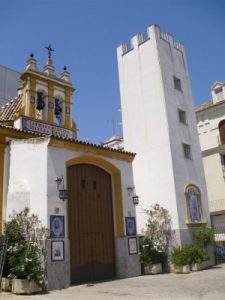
left=219, top=120, right=225, bottom=145
left=54, top=97, right=63, bottom=126
left=36, top=90, right=47, bottom=121
left=185, top=185, right=202, bottom=223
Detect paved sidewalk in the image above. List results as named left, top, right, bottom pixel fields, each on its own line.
left=1, top=264, right=225, bottom=300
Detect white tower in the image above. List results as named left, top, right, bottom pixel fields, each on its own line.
left=117, top=25, right=210, bottom=244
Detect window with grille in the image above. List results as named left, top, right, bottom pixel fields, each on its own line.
left=178, top=109, right=187, bottom=124
left=183, top=143, right=191, bottom=159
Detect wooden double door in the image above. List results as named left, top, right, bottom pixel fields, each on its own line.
left=68, top=164, right=115, bottom=284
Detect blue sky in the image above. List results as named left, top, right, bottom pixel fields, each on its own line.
left=0, top=0, right=224, bottom=143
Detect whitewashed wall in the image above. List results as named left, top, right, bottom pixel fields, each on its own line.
left=6, top=137, right=49, bottom=225
left=197, top=102, right=225, bottom=151
left=5, top=137, right=136, bottom=235
left=117, top=24, right=210, bottom=235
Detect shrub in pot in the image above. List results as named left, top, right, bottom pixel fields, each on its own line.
left=193, top=227, right=215, bottom=248
left=170, top=245, right=191, bottom=273
left=193, top=227, right=215, bottom=268
left=3, top=208, right=48, bottom=294
left=140, top=204, right=173, bottom=274
left=140, top=238, right=165, bottom=274
left=188, top=245, right=205, bottom=271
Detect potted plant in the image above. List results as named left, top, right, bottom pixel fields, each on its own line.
left=140, top=238, right=165, bottom=274
left=3, top=208, right=48, bottom=294
left=188, top=245, right=205, bottom=271
left=140, top=204, right=173, bottom=274
left=170, top=245, right=191, bottom=273
left=193, top=227, right=215, bottom=268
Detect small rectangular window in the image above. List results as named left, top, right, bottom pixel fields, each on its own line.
left=178, top=109, right=187, bottom=124
left=183, top=143, right=191, bottom=159
left=174, top=76, right=182, bottom=91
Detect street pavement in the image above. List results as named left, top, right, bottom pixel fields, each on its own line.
left=1, top=264, right=225, bottom=300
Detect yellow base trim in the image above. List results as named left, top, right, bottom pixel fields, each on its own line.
left=66, top=155, right=125, bottom=237
left=186, top=222, right=207, bottom=228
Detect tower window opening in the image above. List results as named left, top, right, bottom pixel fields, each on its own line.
left=183, top=143, right=191, bottom=159
left=174, top=76, right=182, bottom=91
left=55, top=98, right=63, bottom=125
left=178, top=109, right=187, bottom=124
left=36, top=92, right=45, bottom=111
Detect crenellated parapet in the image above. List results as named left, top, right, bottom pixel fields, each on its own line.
left=117, top=24, right=185, bottom=56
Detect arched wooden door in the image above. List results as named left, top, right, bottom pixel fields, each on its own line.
left=67, top=164, right=115, bottom=284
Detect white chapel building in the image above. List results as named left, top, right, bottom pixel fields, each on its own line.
left=0, top=52, right=141, bottom=289
left=115, top=24, right=211, bottom=244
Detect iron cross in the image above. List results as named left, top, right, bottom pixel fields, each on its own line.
left=45, top=44, right=54, bottom=59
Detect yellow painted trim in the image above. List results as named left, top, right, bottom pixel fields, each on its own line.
left=21, top=71, right=74, bottom=91
left=48, top=83, right=54, bottom=123
left=64, top=87, right=72, bottom=129
left=0, top=141, right=6, bottom=234
left=66, top=155, right=125, bottom=237
left=29, top=78, right=36, bottom=118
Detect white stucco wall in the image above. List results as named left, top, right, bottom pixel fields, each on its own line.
left=5, top=137, right=136, bottom=236
left=117, top=24, right=210, bottom=234
left=6, top=137, right=49, bottom=225
left=47, top=146, right=136, bottom=237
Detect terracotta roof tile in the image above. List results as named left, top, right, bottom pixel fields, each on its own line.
left=0, top=123, right=135, bottom=157
left=0, top=96, right=22, bottom=122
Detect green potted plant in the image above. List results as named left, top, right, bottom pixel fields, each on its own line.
left=193, top=227, right=215, bottom=269
left=189, top=245, right=206, bottom=271
left=140, top=204, right=172, bottom=274
left=170, top=245, right=191, bottom=273
left=3, top=208, right=48, bottom=294
left=140, top=238, right=166, bottom=274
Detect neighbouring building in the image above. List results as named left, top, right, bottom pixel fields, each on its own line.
left=196, top=82, right=225, bottom=229
left=0, top=65, right=20, bottom=107
left=103, top=135, right=124, bottom=150
left=116, top=24, right=211, bottom=244
left=0, top=52, right=141, bottom=290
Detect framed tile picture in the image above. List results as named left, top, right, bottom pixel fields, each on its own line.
left=51, top=240, right=64, bottom=261
left=50, top=215, right=65, bottom=238
left=128, top=237, right=138, bottom=255
left=125, top=217, right=137, bottom=236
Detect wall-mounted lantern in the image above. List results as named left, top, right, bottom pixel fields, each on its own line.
left=55, top=176, right=68, bottom=201
left=59, top=189, right=68, bottom=201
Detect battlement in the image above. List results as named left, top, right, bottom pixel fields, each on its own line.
left=117, top=24, right=184, bottom=56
